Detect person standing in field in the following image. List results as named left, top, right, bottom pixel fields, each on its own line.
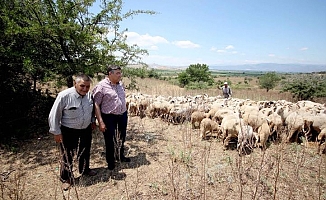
left=222, top=82, right=232, bottom=98
left=221, top=82, right=232, bottom=106
left=92, top=65, right=130, bottom=171
left=48, top=74, right=97, bottom=191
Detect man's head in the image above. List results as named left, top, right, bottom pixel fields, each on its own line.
left=107, top=65, right=122, bottom=84
left=74, top=74, right=92, bottom=96
left=224, top=82, right=228, bottom=87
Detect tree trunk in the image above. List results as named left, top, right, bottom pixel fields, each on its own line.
left=33, top=77, right=37, bottom=93
left=67, top=76, right=73, bottom=88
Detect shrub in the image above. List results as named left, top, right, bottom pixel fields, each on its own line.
left=281, top=74, right=326, bottom=100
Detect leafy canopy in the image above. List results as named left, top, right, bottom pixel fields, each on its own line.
left=177, top=63, right=214, bottom=88
left=0, top=0, right=155, bottom=144
left=3, top=0, right=156, bottom=87
left=258, top=72, right=281, bottom=92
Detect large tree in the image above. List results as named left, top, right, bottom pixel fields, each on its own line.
left=177, top=63, right=214, bottom=88
left=19, top=0, right=155, bottom=87
left=0, top=0, right=155, bottom=144
left=258, top=72, right=281, bottom=92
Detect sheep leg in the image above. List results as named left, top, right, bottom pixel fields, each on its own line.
left=286, top=128, right=297, bottom=143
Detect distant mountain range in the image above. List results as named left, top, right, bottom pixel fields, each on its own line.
left=148, top=63, right=326, bottom=73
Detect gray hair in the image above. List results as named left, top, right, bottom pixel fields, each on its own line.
left=75, top=74, right=92, bottom=83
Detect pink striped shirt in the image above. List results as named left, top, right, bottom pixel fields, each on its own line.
left=92, top=78, right=127, bottom=115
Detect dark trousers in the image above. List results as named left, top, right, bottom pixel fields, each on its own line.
left=101, top=111, right=128, bottom=166
left=60, top=124, right=92, bottom=182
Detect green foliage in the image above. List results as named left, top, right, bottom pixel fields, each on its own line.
left=281, top=74, right=326, bottom=100
left=148, top=69, right=160, bottom=79
left=124, top=67, right=147, bottom=79
left=0, top=0, right=156, bottom=145
left=1, top=0, right=156, bottom=87
left=177, top=71, right=190, bottom=87
left=123, top=67, right=161, bottom=89
left=124, top=67, right=161, bottom=79
left=177, top=63, right=214, bottom=88
left=258, top=72, right=281, bottom=92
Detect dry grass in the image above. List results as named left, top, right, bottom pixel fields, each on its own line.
left=1, top=77, right=325, bottom=200
left=125, top=77, right=295, bottom=102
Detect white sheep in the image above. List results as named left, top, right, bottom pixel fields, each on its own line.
left=237, top=125, right=256, bottom=154
left=212, top=107, right=235, bottom=123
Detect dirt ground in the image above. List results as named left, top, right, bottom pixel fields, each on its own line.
left=1, top=115, right=326, bottom=200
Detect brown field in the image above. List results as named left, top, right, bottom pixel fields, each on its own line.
left=123, top=77, right=296, bottom=102
left=1, top=77, right=326, bottom=200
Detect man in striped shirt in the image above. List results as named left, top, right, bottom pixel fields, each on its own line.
left=48, top=74, right=97, bottom=191
left=93, top=65, right=130, bottom=171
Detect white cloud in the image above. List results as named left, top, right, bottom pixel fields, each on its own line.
left=212, top=45, right=236, bottom=54
left=217, top=49, right=226, bottom=53
left=210, top=47, right=217, bottom=51
left=225, top=45, right=234, bottom=50
left=300, top=47, right=308, bottom=51
left=124, top=32, right=169, bottom=48
left=172, top=40, right=200, bottom=48
left=149, top=45, right=159, bottom=50
left=269, top=54, right=275, bottom=57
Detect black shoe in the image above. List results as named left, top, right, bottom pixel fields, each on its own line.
left=120, top=156, right=131, bottom=162
left=84, top=169, right=97, bottom=176
left=108, top=162, right=115, bottom=170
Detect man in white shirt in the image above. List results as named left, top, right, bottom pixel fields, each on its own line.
left=222, top=82, right=232, bottom=106
left=48, top=74, right=97, bottom=191
left=222, top=82, right=232, bottom=98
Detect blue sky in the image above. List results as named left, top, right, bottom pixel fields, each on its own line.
left=94, top=0, right=326, bottom=67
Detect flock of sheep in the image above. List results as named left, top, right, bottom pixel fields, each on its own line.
left=126, top=92, right=326, bottom=155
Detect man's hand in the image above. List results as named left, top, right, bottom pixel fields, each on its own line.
left=99, top=121, right=106, bottom=132
left=91, top=122, right=97, bottom=130
left=54, top=134, right=62, bottom=143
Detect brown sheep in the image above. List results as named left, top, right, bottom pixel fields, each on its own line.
left=317, top=129, right=326, bottom=154
left=267, top=112, right=283, bottom=142
left=221, top=114, right=243, bottom=148
left=242, top=109, right=265, bottom=132
left=191, top=111, right=206, bottom=129
left=200, top=118, right=220, bottom=139
left=256, top=119, right=271, bottom=150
